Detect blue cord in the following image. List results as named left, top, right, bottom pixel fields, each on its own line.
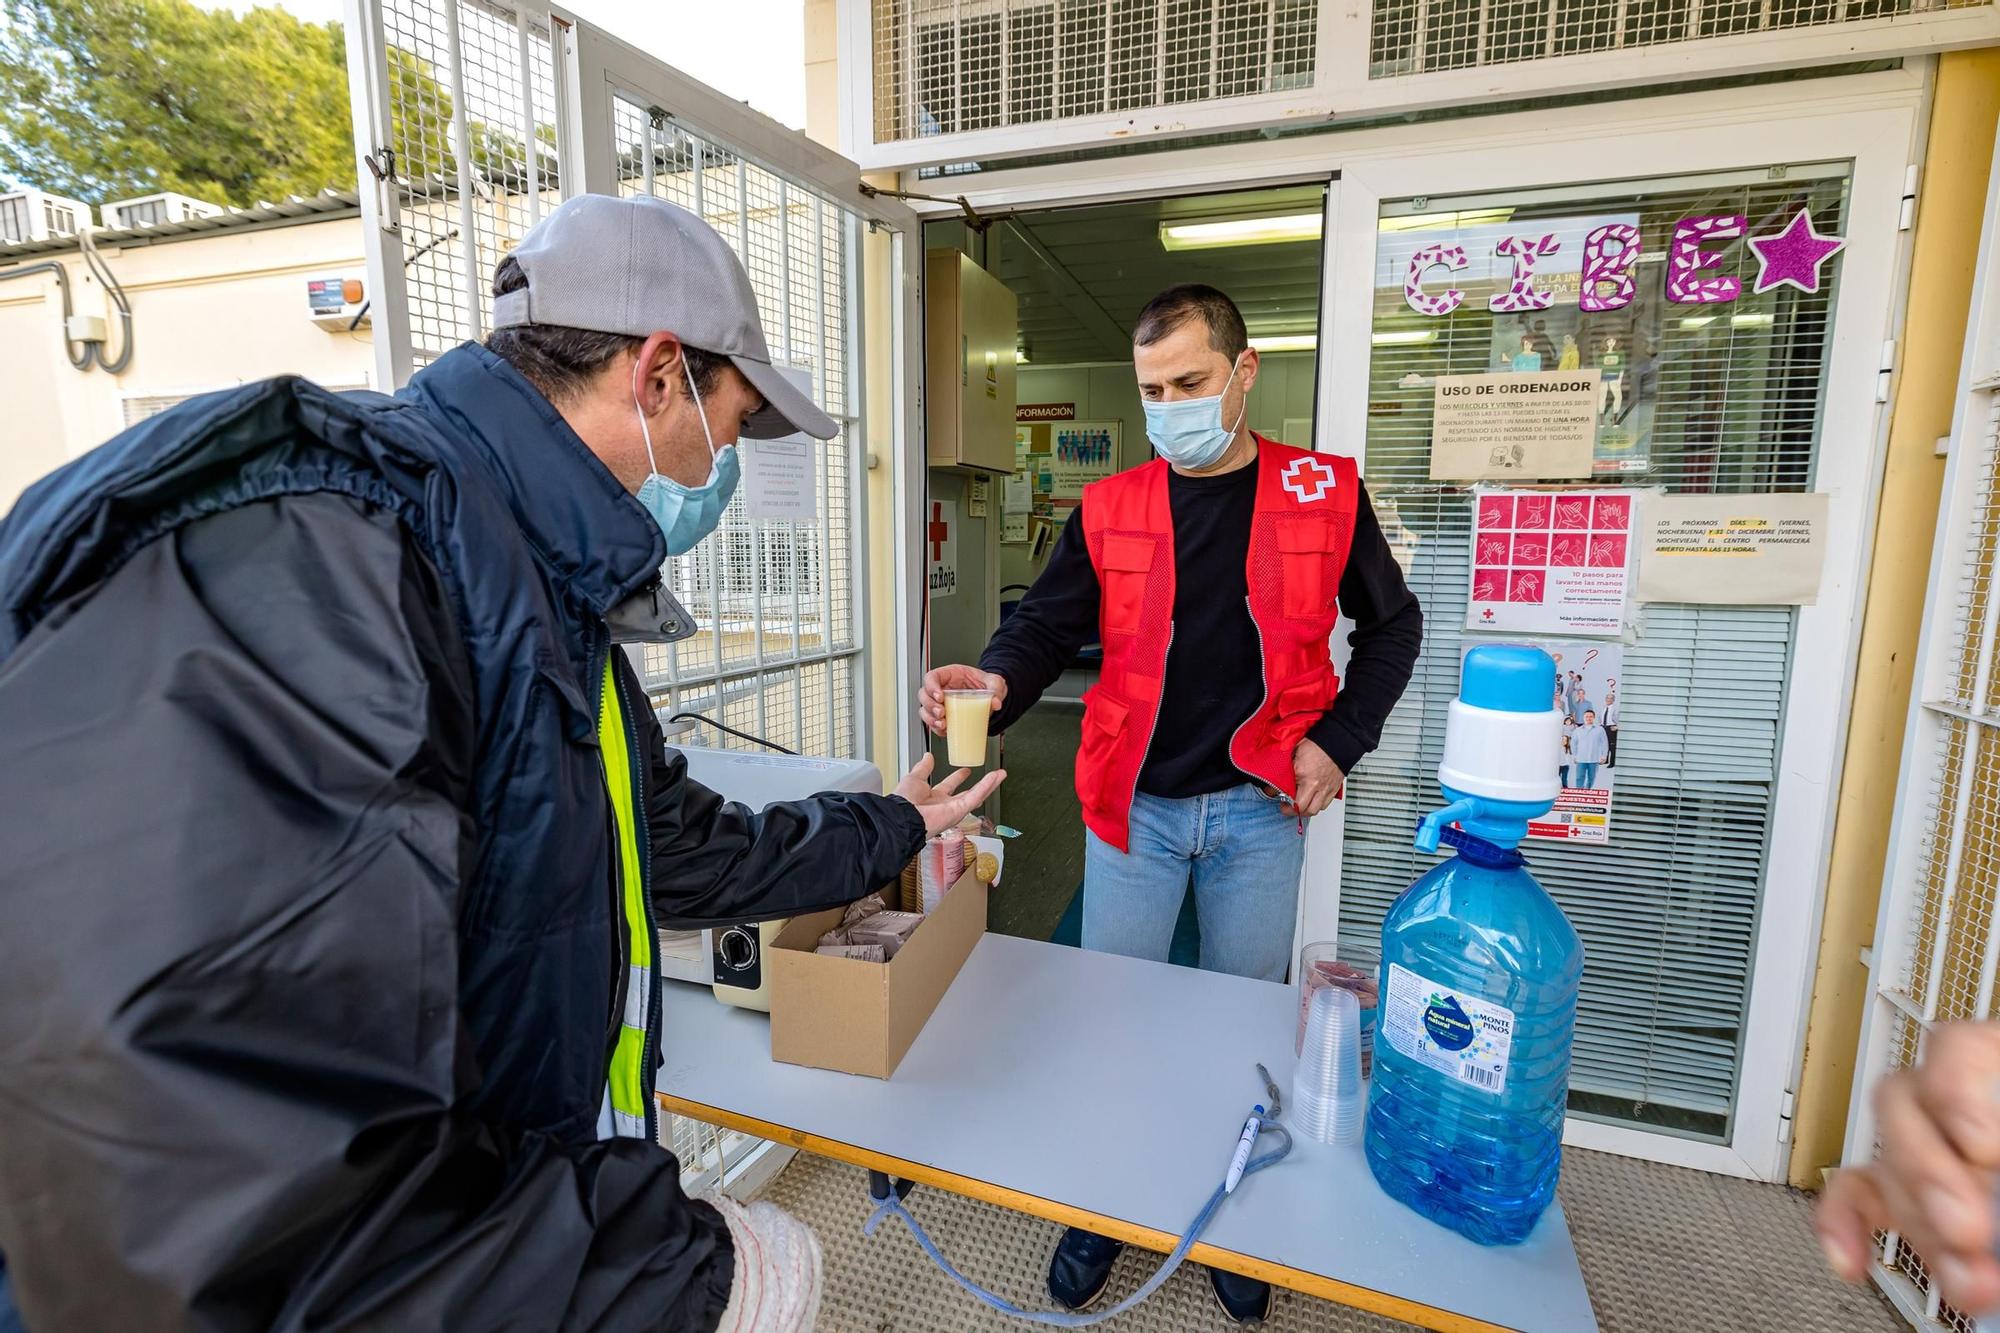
left=862, top=1112, right=1293, bottom=1326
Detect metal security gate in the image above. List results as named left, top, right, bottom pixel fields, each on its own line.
left=603, top=99, right=863, bottom=758
left=343, top=0, right=925, bottom=766
left=1847, top=134, right=2000, bottom=1333
left=341, top=0, right=564, bottom=375
left=343, top=0, right=927, bottom=1185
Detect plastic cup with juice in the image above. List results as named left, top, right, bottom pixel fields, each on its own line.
left=943, top=689, right=994, bottom=768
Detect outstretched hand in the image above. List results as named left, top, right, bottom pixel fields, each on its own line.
left=1816, top=1022, right=2000, bottom=1314
left=893, top=752, right=1007, bottom=836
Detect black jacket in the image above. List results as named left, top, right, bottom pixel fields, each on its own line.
left=0, top=346, right=924, bottom=1331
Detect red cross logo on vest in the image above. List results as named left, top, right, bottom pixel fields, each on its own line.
left=1281, top=455, right=1340, bottom=504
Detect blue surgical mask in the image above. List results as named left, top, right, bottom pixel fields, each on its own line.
left=1142, top=355, right=1246, bottom=470
left=634, top=357, right=739, bottom=556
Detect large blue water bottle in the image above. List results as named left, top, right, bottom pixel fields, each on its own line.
left=1363, top=644, right=1584, bottom=1246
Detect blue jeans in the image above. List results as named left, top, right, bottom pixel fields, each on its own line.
left=1573, top=763, right=1599, bottom=790
left=1083, top=785, right=1307, bottom=983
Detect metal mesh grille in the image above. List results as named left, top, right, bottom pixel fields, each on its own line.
left=1340, top=167, right=1849, bottom=1137
left=381, top=0, right=560, bottom=364
left=1368, top=0, right=1992, bottom=77
left=611, top=96, right=864, bottom=759
left=1875, top=390, right=2000, bottom=1333
left=871, top=0, right=1317, bottom=143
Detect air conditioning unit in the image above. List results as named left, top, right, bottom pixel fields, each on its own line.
left=306, top=275, right=369, bottom=331
left=101, top=192, right=224, bottom=231
left=0, top=189, right=90, bottom=245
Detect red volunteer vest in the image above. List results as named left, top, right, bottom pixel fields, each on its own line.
left=1077, top=437, right=1359, bottom=852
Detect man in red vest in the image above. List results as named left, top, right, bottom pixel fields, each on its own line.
left=921, top=284, right=1422, bottom=1322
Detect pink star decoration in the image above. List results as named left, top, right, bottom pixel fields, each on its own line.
left=1748, top=209, right=1845, bottom=295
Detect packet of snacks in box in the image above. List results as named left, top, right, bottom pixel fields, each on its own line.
left=848, top=910, right=924, bottom=959
left=840, top=892, right=888, bottom=930
left=814, top=943, right=886, bottom=963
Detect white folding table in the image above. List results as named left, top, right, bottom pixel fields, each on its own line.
left=657, top=931, right=1598, bottom=1333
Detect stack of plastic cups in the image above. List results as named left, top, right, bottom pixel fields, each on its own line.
left=1293, top=985, right=1365, bottom=1145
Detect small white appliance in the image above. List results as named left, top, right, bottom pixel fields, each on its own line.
left=652, top=745, right=883, bottom=1005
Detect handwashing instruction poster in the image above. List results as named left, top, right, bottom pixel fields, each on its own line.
left=1462, top=640, right=1626, bottom=845
left=1466, top=488, right=1637, bottom=636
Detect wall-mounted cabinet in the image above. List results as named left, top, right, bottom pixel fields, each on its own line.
left=925, top=249, right=1017, bottom=474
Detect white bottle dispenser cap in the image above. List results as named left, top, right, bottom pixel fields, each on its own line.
left=1437, top=645, right=1564, bottom=807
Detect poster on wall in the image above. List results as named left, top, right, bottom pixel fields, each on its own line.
left=740, top=365, right=823, bottom=522
left=1480, top=289, right=1654, bottom=478
left=1050, top=421, right=1120, bottom=499
left=1587, top=331, right=1654, bottom=477
left=1429, top=371, right=1599, bottom=481
left=1460, top=640, right=1626, bottom=845
left=1638, top=492, right=1830, bottom=605
left=1465, top=488, right=1637, bottom=636
left=740, top=436, right=817, bottom=522
left=1002, top=475, right=1033, bottom=544
left=926, top=499, right=957, bottom=600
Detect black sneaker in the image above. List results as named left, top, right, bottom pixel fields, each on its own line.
left=1208, top=1267, right=1273, bottom=1324
left=1047, top=1227, right=1124, bottom=1311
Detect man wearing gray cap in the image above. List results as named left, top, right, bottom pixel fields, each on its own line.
left=0, top=194, right=999, bottom=1332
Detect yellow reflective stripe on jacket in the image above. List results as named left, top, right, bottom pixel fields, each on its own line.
left=599, top=655, right=652, bottom=1137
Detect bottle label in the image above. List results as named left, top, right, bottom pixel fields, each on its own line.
left=1382, top=962, right=1515, bottom=1095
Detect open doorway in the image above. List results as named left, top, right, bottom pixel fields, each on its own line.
left=922, top=183, right=1328, bottom=946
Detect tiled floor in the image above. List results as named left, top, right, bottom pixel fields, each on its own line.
left=764, top=1147, right=1905, bottom=1332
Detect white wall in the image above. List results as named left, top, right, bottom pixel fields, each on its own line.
left=1002, top=350, right=1316, bottom=589
left=0, top=216, right=375, bottom=512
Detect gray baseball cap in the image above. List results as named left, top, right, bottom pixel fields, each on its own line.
left=491, top=193, right=837, bottom=441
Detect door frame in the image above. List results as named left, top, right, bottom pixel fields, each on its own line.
left=1844, top=128, right=2000, bottom=1169
left=895, top=71, right=1920, bottom=1179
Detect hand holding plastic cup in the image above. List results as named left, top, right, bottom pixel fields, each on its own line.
left=944, top=689, right=995, bottom=768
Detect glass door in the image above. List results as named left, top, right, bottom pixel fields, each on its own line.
left=1315, top=105, right=1911, bottom=1178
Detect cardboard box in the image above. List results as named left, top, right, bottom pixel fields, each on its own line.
left=769, top=873, right=986, bottom=1079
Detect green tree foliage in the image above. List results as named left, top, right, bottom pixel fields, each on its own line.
left=388, top=45, right=556, bottom=194
left=0, top=0, right=354, bottom=205
left=0, top=0, right=558, bottom=211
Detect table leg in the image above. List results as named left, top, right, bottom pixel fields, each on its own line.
left=868, top=1169, right=917, bottom=1203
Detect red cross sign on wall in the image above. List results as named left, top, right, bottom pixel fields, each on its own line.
left=929, top=502, right=950, bottom=561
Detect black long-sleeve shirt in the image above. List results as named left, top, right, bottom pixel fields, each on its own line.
left=981, top=466, right=1422, bottom=799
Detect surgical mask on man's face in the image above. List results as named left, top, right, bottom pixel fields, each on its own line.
left=1141, top=355, right=1246, bottom=470
left=633, top=357, right=740, bottom=556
